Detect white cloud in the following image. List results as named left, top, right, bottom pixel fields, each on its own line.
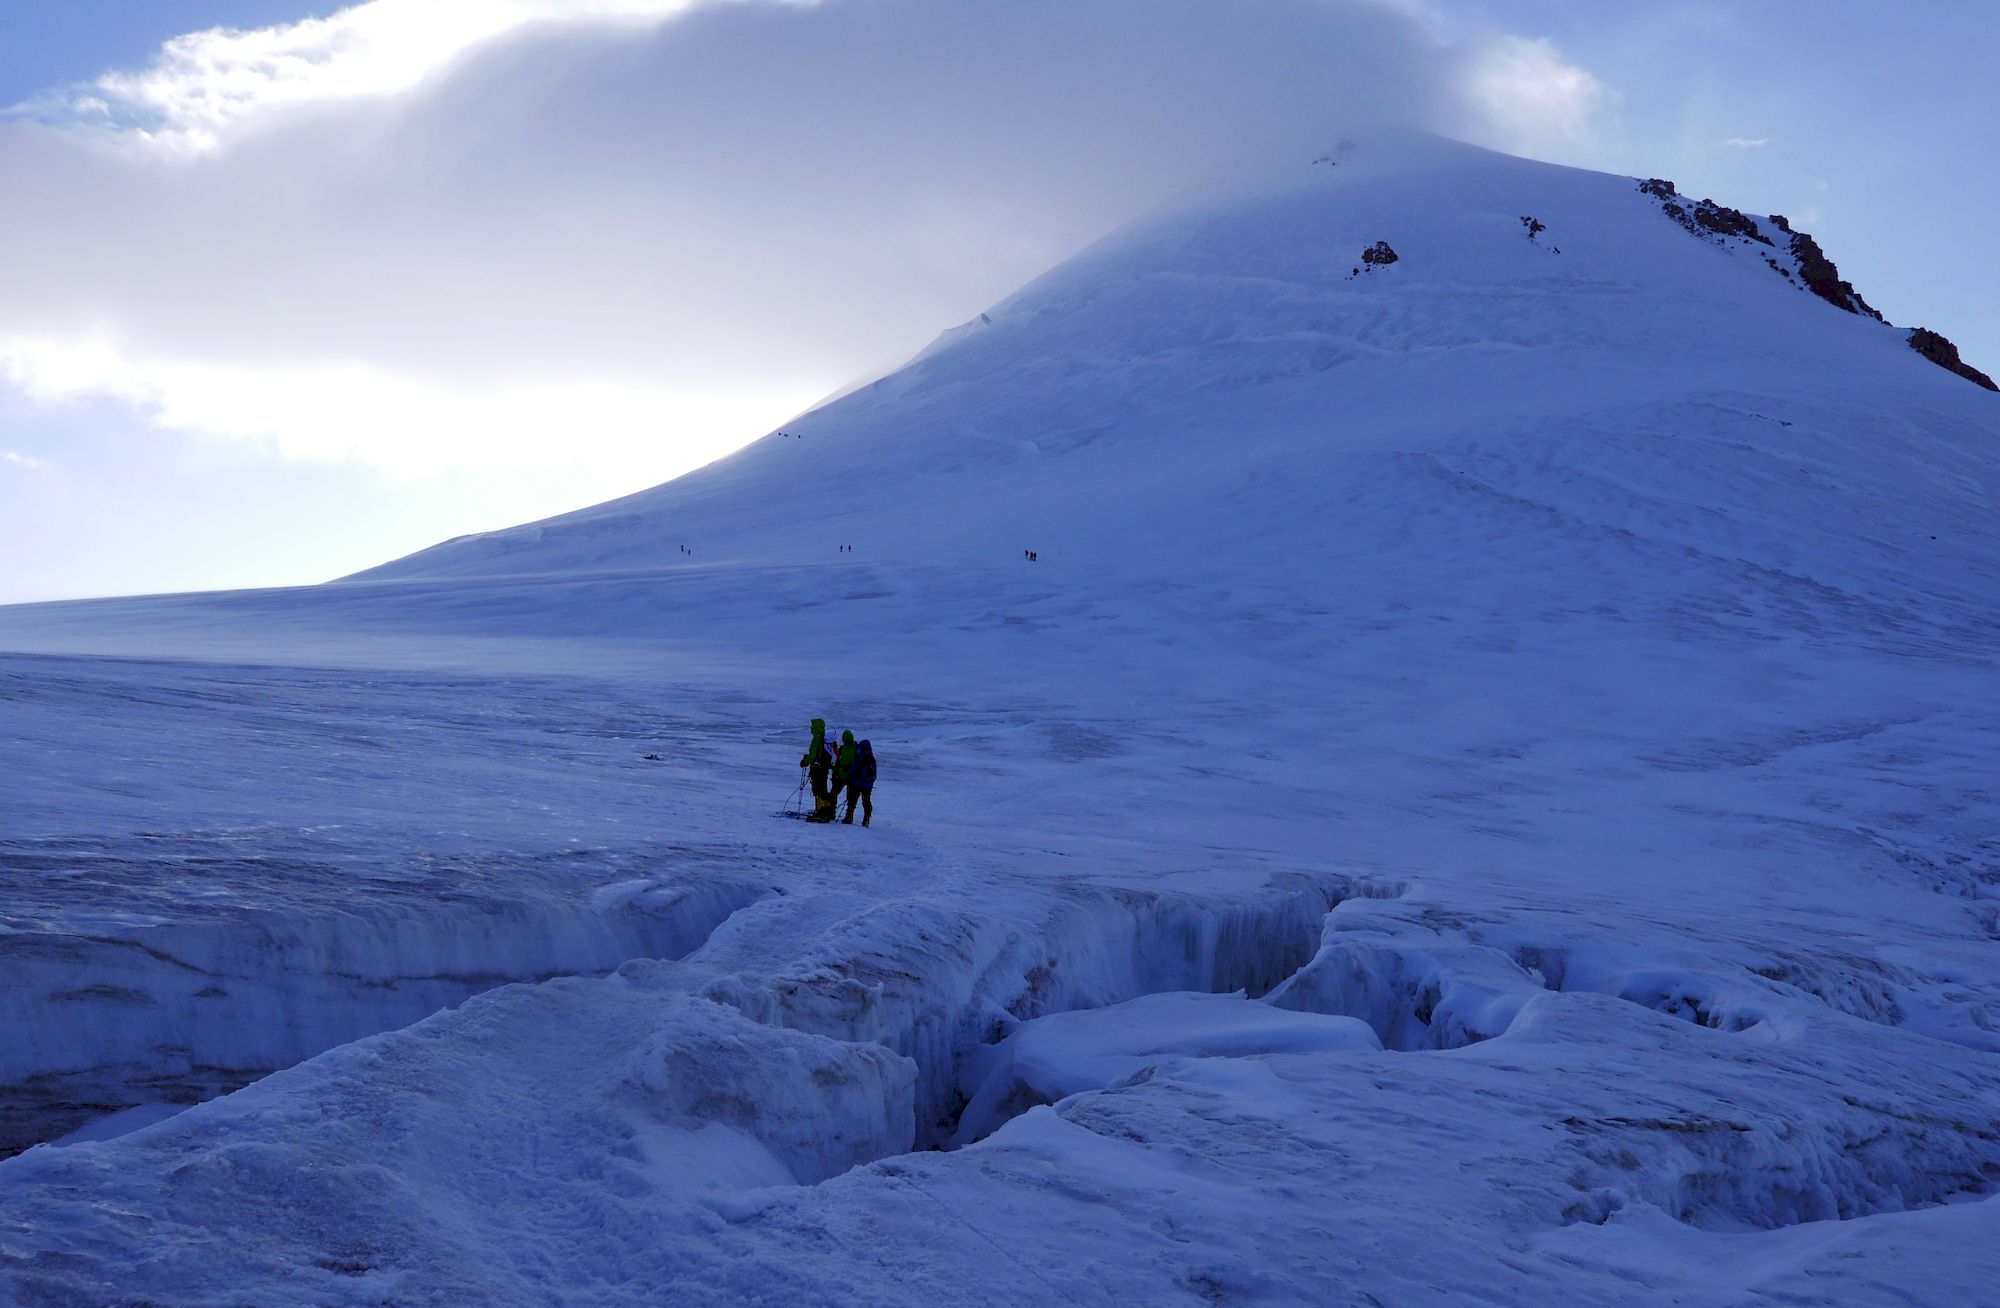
left=2, top=449, right=46, bottom=470
left=0, top=0, right=1633, bottom=600
left=1455, top=33, right=1604, bottom=152
left=0, top=0, right=1607, bottom=511
left=19, top=0, right=756, bottom=155
left=0, top=333, right=814, bottom=479
left=1721, top=137, right=1771, bottom=148
left=2, top=0, right=1474, bottom=482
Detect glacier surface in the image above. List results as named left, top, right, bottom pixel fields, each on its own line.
left=2, top=135, right=1998, bottom=1305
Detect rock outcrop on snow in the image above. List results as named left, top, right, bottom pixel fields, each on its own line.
left=1639, top=180, right=1775, bottom=248
left=1767, top=214, right=1887, bottom=320
left=1637, top=176, right=1989, bottom=389
left=1908, top=326, right=1999, bottom=391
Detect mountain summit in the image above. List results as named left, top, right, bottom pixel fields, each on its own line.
left=358, top=134, right=1992, bottom=585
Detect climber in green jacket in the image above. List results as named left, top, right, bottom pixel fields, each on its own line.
left=828, top=729, right=859, bottom=820
left=800, top=718, right=835, bottom=822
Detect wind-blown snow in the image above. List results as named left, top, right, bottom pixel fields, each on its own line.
left=2, top=134, right=1997, bottom=1305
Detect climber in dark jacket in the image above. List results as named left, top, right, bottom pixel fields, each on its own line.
left=844, top=739, right=876, bottom=826
left=801, top=718, right=835, bottom=822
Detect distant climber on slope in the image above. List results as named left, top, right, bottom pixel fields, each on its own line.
left=829, top=729, right=859, bottom=821
left=801, top=718, right=835, bottom=822
left=843, top=739, right=876, bottom=827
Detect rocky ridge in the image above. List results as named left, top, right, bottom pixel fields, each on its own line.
left=1638, top=177, right=1991, bottom=391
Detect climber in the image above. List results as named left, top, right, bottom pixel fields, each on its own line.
left=844, top=739, right=876, bottom=827
left=829, top=729, right=859, bottom=819
left=800, top=718, right=835, bottom=822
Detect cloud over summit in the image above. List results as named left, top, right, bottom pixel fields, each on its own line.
left=0, top=0, right=1600, bottom=484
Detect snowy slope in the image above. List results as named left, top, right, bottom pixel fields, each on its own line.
left=355, top=134, right=1996, bottom=593
left=3, top=135, right=1999, bottom=1306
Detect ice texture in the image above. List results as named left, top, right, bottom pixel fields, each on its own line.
left=4, top=134, right=1999, bottom=1305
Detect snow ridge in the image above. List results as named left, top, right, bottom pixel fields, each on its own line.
left=1635, top=174, right=1994, bottom=390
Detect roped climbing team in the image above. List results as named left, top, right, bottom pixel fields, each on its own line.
left=799, top=717, right=877, bottom=826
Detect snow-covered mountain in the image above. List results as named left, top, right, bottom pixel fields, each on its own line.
left=356, top=134, right=1995, bottom=586
left=3, top=136, right=1998, bottom=1306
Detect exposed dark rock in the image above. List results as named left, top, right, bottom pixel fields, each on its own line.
left=1361, top=240, right=1399, bottom=267
left=1637, top=175, right=1993, bottom=394
left=1908, top=328, right=1999, bottom=392
left=1640, top=180, right=1899, bottom=328
left=1521, top=215, right=1546, bottom=240
left=1787, top=230, right=1886, bottom=321
left=1692, top=199, right=1771, bottom=245
left=1644, top=178, right=1772, bottom=248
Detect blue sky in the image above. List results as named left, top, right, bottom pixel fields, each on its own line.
left=1, top=1, right=1993, bottom=602
left=1451, top=2, right=1999, bottom=348
left=0, top=2, right=322, bottom=104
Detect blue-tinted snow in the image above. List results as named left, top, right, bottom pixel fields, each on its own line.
left=2, top=135, right=1998, bottom=1305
